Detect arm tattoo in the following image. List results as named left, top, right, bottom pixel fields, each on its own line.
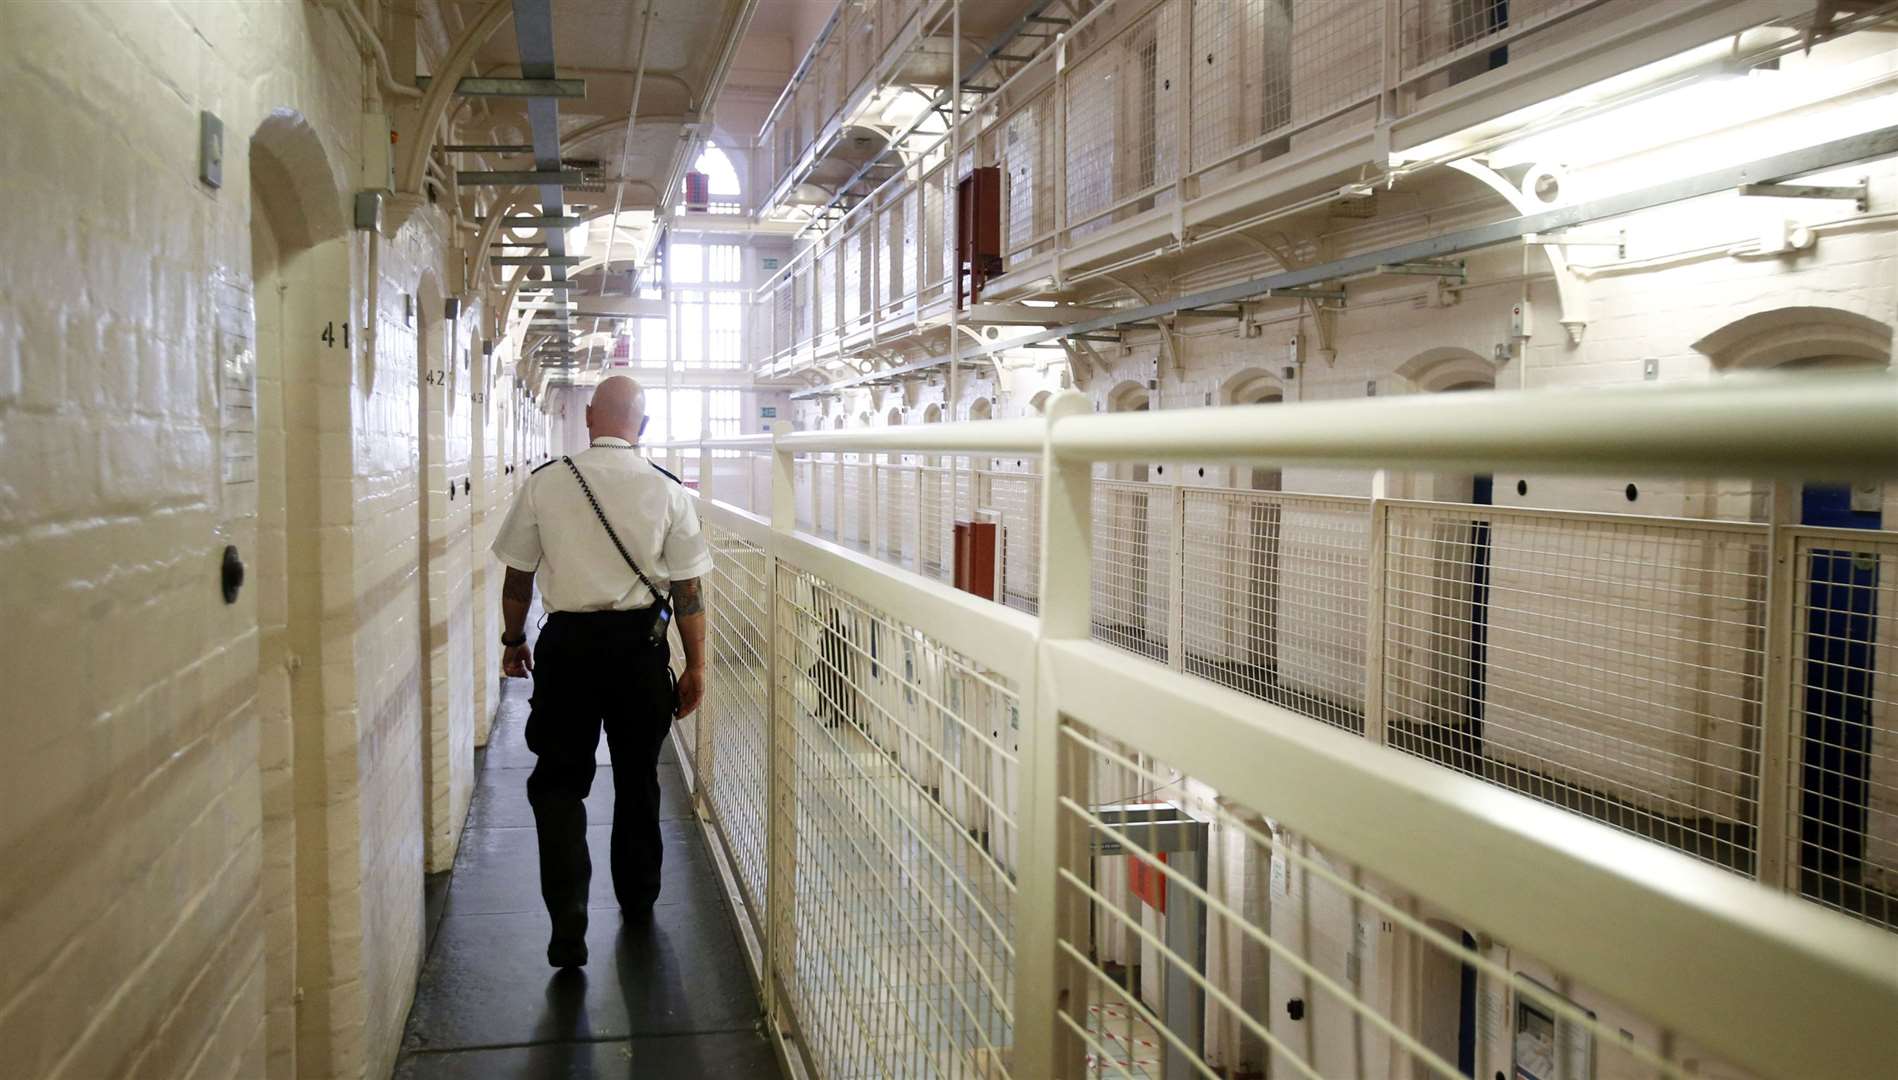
left=672, top=577, right=704, bottom=616
left=503, top=566, right=535, bottom=602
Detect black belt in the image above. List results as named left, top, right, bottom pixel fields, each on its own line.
left=545, top=605, right=660, bottom=626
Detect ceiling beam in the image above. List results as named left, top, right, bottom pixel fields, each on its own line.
left=415, top=76, right=586, bottom=98
left=458, top=169, right=587, bottom=186
left=491, top=255, right=584, bottom=267
left=478, top=214, right=588, bottom=230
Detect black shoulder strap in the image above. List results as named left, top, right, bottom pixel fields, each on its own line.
left=563, top=456, right=669, bottom=606
left=651, top=462, right=683, bottom=485
left=529, top=458, right=558, bottom=474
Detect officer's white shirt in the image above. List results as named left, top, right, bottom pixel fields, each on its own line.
left=490, top=437, right=714, bottom=613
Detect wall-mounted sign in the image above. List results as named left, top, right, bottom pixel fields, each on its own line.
left=761, top=256, right=781, bottom=271
left=760, top=406, right=778, bottom=418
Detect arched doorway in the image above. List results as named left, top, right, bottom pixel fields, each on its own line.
left=1213, top=370, right=1288, bottom=688
left=1106, top=380, right=1152, bottom=482
left=884, top=407, right=907, bottom=563
left=1096, top=381, right=1162, bottom=656
left=1396, top=349, right=1497, bottom=503
left=963, top=398, right=993, bottom=546
left=1697, top=310, right=1893, bottom=920
left=1221, top=367, right=1285, bottom=491
left=843, top=411, right=873, bottom=549
left=821, top=412, right=845, bottom=538
left=249, top=109, right=352, bottom=1080
left=1388, top=351, right=1497, bottom=771
left=921, top=404, right=948, bottom=575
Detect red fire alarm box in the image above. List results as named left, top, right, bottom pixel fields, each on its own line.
left=954, top=519, right=1000, bottom=601
left=956, top=166, right=1004, bottom=307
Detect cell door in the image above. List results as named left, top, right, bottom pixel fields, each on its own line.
left=1466, top=474, right=1495, bottom=755
left=1799, top=484, right=1883, bottom=913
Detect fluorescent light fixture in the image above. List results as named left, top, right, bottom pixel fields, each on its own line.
left=1394, top=36, right=1744, bottom=165
left=1400, top=26, right=1898, bottom=216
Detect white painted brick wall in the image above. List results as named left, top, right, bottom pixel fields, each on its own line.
left=0, top=2, right=558, bottom=1076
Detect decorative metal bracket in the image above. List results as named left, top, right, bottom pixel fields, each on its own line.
left=1737, top=178, right=1868, bottom=212
left=1450, top=158, right=1590, bottom=344
left=1376, top=260, right=1467, bottom=281
left=1264, top=286, right=1346, bottom=304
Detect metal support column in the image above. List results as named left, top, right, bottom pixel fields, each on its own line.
left=1167, top=484, right=1186, bottom=672
left=764, top=421, right=797, bottom=1023
left=1018, top=389, right=1094, bottom=1078
left=913, top=454, right=928, bottom=574
left=867, top=457, right=883, bottom=557
left=1363, top=469, right=1392, bottom=746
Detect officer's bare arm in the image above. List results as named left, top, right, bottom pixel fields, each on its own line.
left=672, top=577, right=707, bottom=670
left=670, top=577, right=708, bottom=717
left=502, top=566, right=534, bottom=640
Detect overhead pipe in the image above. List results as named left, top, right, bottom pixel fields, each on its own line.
left=320, top=0, right=424, bottom=100
left=588, top=0, right=656, bottom=373
left=398, top=0, right=516, bottom=195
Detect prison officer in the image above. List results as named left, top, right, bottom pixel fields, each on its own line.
left=490, top=375, right=712, bottom=969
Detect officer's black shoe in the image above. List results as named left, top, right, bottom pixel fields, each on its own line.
left=548, top=910, right=588, bottom=968
left=621, top=901, right=655, bottom=926
left=547, top=937, right=587, bottom=968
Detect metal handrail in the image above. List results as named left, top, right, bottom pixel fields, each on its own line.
left=669, top=371, right=1898, bottom=1079
left=1045, top=373, right=1898, bottom=478
left=660, top=374, right=1898, bottom=477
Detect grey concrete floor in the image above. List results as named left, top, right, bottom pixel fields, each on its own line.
left=392, top=623, right=782, bottom=1079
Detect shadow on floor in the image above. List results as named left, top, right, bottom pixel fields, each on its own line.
left=392, top=656, right=782, bottom=1078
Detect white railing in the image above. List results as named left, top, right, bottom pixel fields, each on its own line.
left=751, top=0, right=1781, bottom=373
left=665, top=375, right=1898, bottom=1079
left=757, top=445, right=1895, bottom=895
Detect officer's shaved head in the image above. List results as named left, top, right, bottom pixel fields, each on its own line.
left=587, top=375, right=646, bottom=442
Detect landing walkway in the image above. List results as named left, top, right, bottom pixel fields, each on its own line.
left=392, top=641, right=782, bottom=1077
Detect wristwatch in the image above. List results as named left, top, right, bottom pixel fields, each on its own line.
left=501, top=631, right=527, bottom=647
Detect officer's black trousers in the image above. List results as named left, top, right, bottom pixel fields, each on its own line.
left=524, top=609, right=676, bottom=937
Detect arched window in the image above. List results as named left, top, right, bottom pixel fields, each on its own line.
left=684, top=143, right=743, bottom=214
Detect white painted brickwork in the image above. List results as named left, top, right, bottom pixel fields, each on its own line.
left=0, top=2, right=542, bottom=1077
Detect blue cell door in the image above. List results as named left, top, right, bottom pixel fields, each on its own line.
left=1798, top=485, right=1882, bottom=914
